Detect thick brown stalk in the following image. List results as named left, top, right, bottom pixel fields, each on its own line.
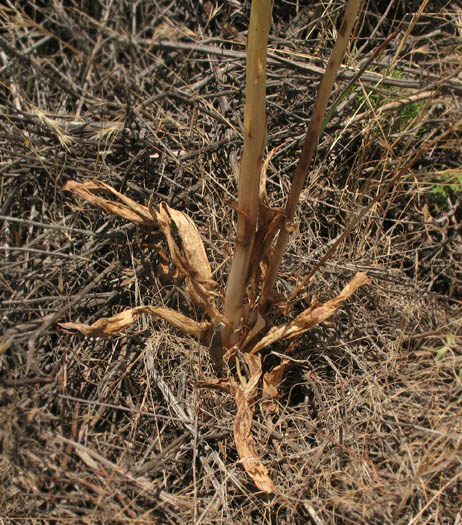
left=222, top=0, right=272, bottom=348
left=261, top=0, right=362, bottom=305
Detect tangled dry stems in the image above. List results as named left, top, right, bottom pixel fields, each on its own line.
left=1, top=1, right=461, bottom=523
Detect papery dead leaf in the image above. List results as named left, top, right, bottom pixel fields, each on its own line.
left=250, top=272, right=369, bottom=354
left=241, top=352, right=262, bottom=397
left=62, top=180, right=155, bottom=226
left=245, top=144, right=287, bottom=298
left=197, top=353, right=274, bottom=493
left=262, top=359, right=289, bottom=413
left=157, top=261, right=177, bottom=283
left=234, top=385, right=274, bottom=493
left=249, top=210, right=284, bottom=295
left=196, top=377, right=236, bottom=395
left=160, top=204, right=213, bottom=280
left=234, top=353, right=273, bottom=493
left=59, top=305, right=210, bottom=339
left=156, top=202, right=220, bottom=320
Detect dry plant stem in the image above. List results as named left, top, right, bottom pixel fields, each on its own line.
left=261, top=0, right=362, bottom=305
left=222, top=0, right=272, bottom=347
left=391, top=0, right=429, bottom=67
left=321, top=30, right=398, bottom=136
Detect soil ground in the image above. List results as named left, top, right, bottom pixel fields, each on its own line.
left=1, top=1, right=462, bottom=523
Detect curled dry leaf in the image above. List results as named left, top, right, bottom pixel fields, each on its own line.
left=62, top=180, right=155, bottom=226
left=262, top=359, right=289, bottom=413
left=63, top=179, right=219, bottom=319
left=250, top=272, right=369, bottom=354
left=59, top=306, right=210, bottom=339
left=198, top=353, right=274, bottom=493
left=233, top=382, right=274, bottom=494
left=232, top=354, right=274, bottom=493
left=257, top=144, right=286, bottom=238
left=155, top=203, right=220, bottom=321
left=196, top=377, right=236, bottom=395
left=241, top=352, right=262, bottom=397
left=241, top=148, right=287, bottom=304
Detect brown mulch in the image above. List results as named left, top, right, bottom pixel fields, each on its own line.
left=1, top=1, right=461, bottom=523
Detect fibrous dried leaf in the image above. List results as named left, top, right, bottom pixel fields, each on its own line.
left=63, top=179, right=220, bottom=322
left=156, top=203, right=220, bottom=321
left=196, top=377, right=236, bottom=395
left=241, top=352, right=262, bottom=397
left=258, top=146, right=285, bottom=229
left=234, top=353, right=274, bottom=493
left=251, top=272, right=369, bottom=354
left=198, top=353, right=274, bottom=493
left=59, top=306, right=210, bottom=339
left=158, top=204, right=213, bottom=281
left=262, top=359, right=289, bottom=413
left=62, top=179, right=155, bottom=226
left=241, top=146, right=287, bottom=302
left=234, top=381, right=274, bottom=494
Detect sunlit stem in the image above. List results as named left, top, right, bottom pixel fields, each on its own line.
left=222, top=0, right=272, bottom=349
left=261, top=0, right=362, bottom=306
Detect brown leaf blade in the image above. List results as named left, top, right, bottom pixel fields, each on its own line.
left=62, top=180, right=155, bottom=226
left=262, top=359, right=289, bottom=412
left=59, top=308, right=140, bottom=337
left=198, top=353, right=274, bottom=493
left=196, top=377, right=236, bottom=395
left=59, top=306, right=210, bottom=339
left=157, top=203, right=220, bottom=320
left=251, top=272, right=369, bottom=354
left=234, top=386, right=274, bottom=494
left=160, top=204, right=213, bottom=281
left=63, top=180, right=219, bottom=321
left=234, top=353, right=274, bottom=493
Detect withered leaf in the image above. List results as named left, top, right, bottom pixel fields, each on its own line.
left=250, top=272, right=369, bottom=354
left=62, top=180, right=154, bottom=226
left=262, top=359, right=289, bottom=413
left=197, top=353, right=274, bottom=493
left=156, top=203, right=220, bottom=320
left=234, top=353, right=274, bottom=493
left=59, top=306, right=210, bottom=339
left=196, top=377, right=236, bottom=395
left=234, top=386, right=274, bottom=494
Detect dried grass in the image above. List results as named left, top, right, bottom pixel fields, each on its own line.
left=1, top=1, right=461, bottom=523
